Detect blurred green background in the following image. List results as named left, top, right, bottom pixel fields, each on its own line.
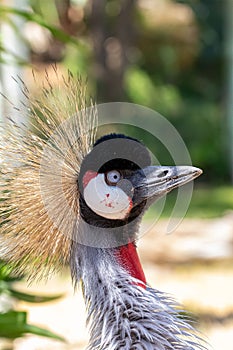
left=0, top=0, right=231, bottom=185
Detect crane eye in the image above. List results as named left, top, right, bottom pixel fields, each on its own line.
left=105, top=170, right=121, bottom=185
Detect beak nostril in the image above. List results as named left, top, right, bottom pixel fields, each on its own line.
left=158, top=170, right=169, bottom=178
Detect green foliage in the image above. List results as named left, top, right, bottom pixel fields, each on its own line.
left=0, top=6, right=80, bottom=46
left=0, top=0, right=229, bottom=183
left=0, top=260, right=65, bottom=342
left=125, top=65, right=227, bottom=183
left=0, top=3, right=82, bottom=66
left=125, top=67, right=182, bottom=116
left=186, top=186, right=233, bottom=218
left=124, top=0, right=228, bottom=183
left=145, top=186, right=233, bottom=220
left=0, top=311, right=64, bottom=340
left=174, top=98, right=228, bottom=183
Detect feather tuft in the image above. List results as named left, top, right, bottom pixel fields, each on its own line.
left=0, top=68, right=97, bottom=280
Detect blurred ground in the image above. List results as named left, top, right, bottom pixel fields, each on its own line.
left=1, top=215, right=233, bottom=350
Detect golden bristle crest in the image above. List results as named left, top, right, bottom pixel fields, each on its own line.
left=0, top=68, right=97, bottom=280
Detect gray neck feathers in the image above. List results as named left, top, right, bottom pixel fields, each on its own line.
left=74, top=216, right=142, bottom=249
left=71, top=226, right=206, bottom=350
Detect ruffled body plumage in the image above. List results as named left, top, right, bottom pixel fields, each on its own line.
left=72, top=243, right=206, bottom=350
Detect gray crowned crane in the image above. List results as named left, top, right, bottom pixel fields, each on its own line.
left=0, top=72, right=205, bottom=350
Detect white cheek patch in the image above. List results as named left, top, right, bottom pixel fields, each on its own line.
left=83, top=174, right=132, bottom=220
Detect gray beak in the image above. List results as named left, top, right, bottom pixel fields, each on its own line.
left=134, top=165, right=202, bottom=201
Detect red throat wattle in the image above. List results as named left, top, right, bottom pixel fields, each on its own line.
left=115, top=242, right=146, bottom=289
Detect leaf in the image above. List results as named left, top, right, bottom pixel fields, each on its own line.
left=0, top=311, right=27, bottom=338
left=23, top=324, right=66, bottom=342
left=0, top=310, right=27, bottom=325
left=7, top=288, right=64, bottom=303
left=0, top=311, right=65, bottom=341
left=0, top=261, right=64, bottom=301
left=0, top=262, right=18, bottom=282
left=0, top=6, right=81, bottom=47
left=0, top=261, right=23, bottom=282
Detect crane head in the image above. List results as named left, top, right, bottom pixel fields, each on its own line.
left=78, top=133, right=202, bottom=227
